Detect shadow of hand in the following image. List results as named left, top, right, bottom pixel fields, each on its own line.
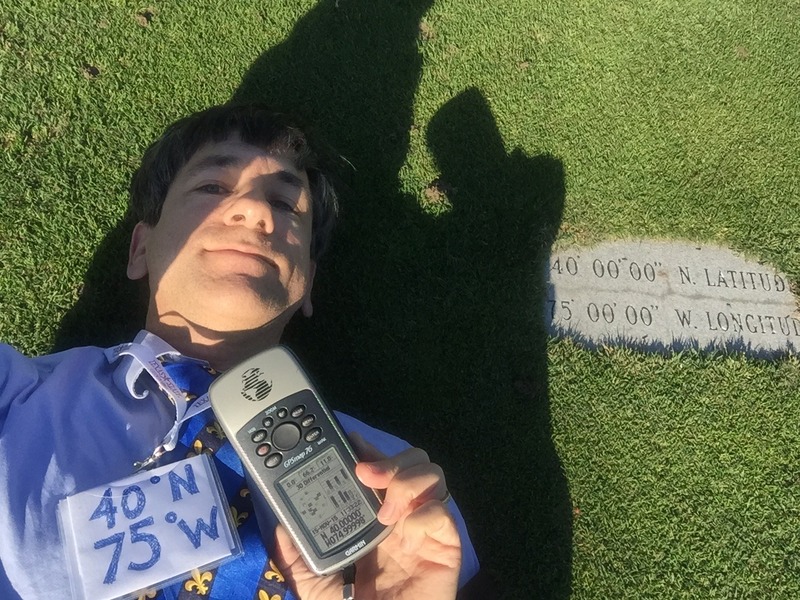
left=419, top=88, right=571, bottom=599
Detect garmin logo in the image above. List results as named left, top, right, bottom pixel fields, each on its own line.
left=344, top=539, right=366, bottom=557
left=241, top=368, right=273, bottom=402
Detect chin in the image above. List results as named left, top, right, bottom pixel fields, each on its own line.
left=197, top=298, right=293, bottom=333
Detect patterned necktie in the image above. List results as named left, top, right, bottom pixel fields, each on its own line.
left=147, top=359, right=296, bottom=600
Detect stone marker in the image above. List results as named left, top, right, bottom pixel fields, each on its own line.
left=545, top=240, right=799, bottom=357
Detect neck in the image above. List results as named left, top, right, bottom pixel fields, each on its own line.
left=145, top=317, right=286, bottom=371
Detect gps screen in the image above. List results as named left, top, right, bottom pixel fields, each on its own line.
left=277, top=446, right=376, bottom=555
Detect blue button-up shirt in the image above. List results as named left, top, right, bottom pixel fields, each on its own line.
left=0, top=333, right=479, bottom=598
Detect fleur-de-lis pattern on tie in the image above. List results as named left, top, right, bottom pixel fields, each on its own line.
left=150, top=359, right=296, bottom=600
left=184, top=570, right=213, bottom=595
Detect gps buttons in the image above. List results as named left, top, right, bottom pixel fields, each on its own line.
left=265, top=453, right=282, bottom=468
left=305, top=427, right=322, bottom=442
left=272, top=422, right=302, bottom=451
left=256, top=443, right=271, bottom=457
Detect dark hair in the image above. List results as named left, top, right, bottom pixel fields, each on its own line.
left=129, top=103, right=339, bottom=261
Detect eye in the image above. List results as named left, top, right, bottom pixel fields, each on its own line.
left=196, top=183, right=228, bottom=195
left=270, top=198, right=297, bottom=213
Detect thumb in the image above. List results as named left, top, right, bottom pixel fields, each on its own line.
left=348, top=431, right=387, bottom=462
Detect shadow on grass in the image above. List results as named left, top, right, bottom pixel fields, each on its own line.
left=232, top=2, right=571, bottom=596
left=52, top=213, right=144, bottom=351
left=54, top=1, right=571, bottom=597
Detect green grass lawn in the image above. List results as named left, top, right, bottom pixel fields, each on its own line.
left=1, top=1, right=799, bottom=598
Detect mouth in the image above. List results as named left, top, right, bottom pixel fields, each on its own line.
left=207, top=244, right=279, bottom=270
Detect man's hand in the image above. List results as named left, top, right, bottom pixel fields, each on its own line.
left=272, top=435, right=462, bottom=599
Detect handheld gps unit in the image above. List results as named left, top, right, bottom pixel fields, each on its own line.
left=208, top=346, right=391, bottom=575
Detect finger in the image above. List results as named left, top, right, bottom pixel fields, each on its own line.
left=272, top=524, right=302, bottom=571
left=374, top=462, right=447, bottom=525
left=395, top=500, right=462, bottom=569
left=273, top=524, right=335, bottom=599
left=355, top=446, right=432, bottom=489
left=348, top=431, right=387, bottom=462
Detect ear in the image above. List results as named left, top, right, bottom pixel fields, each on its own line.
left=300, top=261, right=317, bottom=318
left=127, top=221, right=152, bottom=280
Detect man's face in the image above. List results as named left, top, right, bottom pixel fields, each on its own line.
left=127, top=136, right=316, bottom=336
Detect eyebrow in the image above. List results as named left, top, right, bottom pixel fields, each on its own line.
left=183, top=153, right=246, bottom=178
left=183, top=153, right=307, bottom=190
left=273, top=170, right=306, bottom=190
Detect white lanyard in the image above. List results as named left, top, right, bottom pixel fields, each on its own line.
left=105, top=332, right=214, bottom=471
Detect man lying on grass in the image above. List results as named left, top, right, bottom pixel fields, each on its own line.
left=0, top=103, right=479, bottom=599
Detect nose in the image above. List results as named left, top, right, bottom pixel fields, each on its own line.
left=222, top=190, right=275, bottom=233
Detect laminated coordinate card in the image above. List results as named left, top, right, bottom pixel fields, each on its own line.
left=58, top=455, right=242, bottom=600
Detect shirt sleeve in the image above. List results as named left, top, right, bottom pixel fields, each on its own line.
left=0, top=344, right=42, bottom=433
left=334, top=411, right=481, bottom=589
